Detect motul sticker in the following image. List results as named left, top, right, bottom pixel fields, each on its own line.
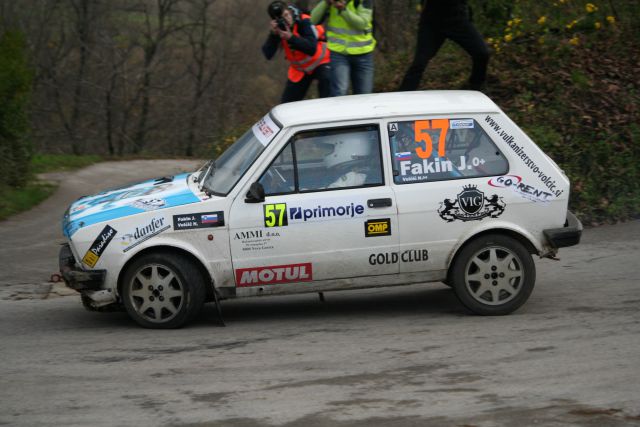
left=235, top=263, right=313, bottom=287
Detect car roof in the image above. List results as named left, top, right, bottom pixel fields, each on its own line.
left=270, top=90, right=501, bottom=127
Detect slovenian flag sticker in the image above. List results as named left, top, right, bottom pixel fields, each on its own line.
left=201, top=214, right=219, bottom=224
left=395, top=152, right=412, bottom=162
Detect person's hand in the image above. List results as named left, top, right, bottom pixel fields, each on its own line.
left=332, top=0, right=347, bottom=10
left=275, top=25, right=293, bottom=40
left=270, top=20, right=279, bottom=35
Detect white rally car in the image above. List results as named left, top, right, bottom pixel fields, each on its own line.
left=59, top=91, right=582, bottom=328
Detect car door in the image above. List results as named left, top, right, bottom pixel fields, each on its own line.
left=228, top=123, right=399, bottom=290
left=385, top=116, right=510, bottom=274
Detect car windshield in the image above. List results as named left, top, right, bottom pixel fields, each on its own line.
left=202, top=114, right=280, bottom=195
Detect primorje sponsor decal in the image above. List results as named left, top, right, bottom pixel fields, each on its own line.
left=264, top=200, right=366, bottom=227
left=235, top=263, right=313, bottom=287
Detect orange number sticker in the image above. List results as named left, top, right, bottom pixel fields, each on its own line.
left=414, top=119, right=450, bottom=159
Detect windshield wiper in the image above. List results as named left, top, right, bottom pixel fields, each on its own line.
left=197, top=160, right=216, bottom=195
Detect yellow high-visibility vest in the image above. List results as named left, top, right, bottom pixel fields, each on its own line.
left=326, top=1, right=375, bottom=55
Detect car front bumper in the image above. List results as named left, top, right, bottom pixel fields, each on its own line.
left=543, top=211, right=583, bottom=249
left=59, top=243, right=106, bottom=291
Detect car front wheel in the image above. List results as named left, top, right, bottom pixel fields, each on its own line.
left=450, top=234, right=535, bottom=315
left=121, top=253, right=206, bottom=328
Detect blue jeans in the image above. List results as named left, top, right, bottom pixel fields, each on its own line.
left=330, top=51, right=374, bottom=96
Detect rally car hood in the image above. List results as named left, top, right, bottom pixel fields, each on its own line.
left=63, top=173, right=203, bottom=237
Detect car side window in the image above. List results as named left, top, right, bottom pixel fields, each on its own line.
left=389, top=118, right=508, bottom=184
left=260, top=125, right=383, bottom=195
left=259, top=144, right=295, bottom=196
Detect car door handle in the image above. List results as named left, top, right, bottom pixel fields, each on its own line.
left=368, top=198, right=392, bottom=208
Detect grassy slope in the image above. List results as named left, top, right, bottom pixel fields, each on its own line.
left=376, top=2, right=639, bottom=224
left=0, top=154, right=102, bottom=220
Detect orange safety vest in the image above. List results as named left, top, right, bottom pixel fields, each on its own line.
left=281, top=14, right=330, bottom=83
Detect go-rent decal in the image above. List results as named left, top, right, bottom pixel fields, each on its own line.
left=264, top=199, right=366, bottom=228
left=484, top=115, right=564, bottom=198
left=368, top=250, right=429, bottom=265
left=63, top=173, right=200, bottom=237
left=118, top=216, right=170, bottom=253
left=438, top=185, right=505, bottom=222
left=82, top=225, right=117, bottom=268
left=235, top=263, right=313, bottom=287
left=365, top=219, right=391, bottom=237
left=173, top=211, right=224, bottom=230
left=488, top=175, right=553, bottom=202
left=252, top=114, right=280, bottom=146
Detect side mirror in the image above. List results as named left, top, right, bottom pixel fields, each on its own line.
left=245, top=182, right=265, bottom=203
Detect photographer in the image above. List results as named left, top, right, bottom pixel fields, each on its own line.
left=311, top=0, right=375, bottom=96
left=262, top=1, right=331, bottom=103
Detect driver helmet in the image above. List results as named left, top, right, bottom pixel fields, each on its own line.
left=323, top=136, right=372, bottom=169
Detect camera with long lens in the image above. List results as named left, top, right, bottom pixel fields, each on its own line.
left=268, top=1, right=288, bottom=31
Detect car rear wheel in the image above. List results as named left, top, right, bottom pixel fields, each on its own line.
left=122, top=253, right=206, bottom=328
left=451, top=234, right=535, bottom=315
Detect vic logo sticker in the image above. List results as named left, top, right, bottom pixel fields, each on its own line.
left=264, top=203, right=288, bottom=227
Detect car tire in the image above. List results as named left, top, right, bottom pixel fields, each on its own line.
left=121, top=253, right=206, bottom=328
left=450, top=234, right=535, bottom=315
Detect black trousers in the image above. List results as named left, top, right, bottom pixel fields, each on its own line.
left=399, top=18, right=490, bottom=91
left=281, top=63, right=331, bottom=103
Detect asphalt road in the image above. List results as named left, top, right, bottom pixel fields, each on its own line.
left=1, top=161, right=639, bottom=427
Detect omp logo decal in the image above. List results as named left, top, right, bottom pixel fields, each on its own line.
left=365, top=219, right=391, bottom=237
left=235, top=263, right=313, bottom=287
left=82, top=225, right=117, bottom=267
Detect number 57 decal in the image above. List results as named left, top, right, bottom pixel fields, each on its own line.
left=414, top=119, right=449, bottom=159
left=264, top=203, right=288, bottom=227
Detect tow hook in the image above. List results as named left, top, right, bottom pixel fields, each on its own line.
left=50, top=273, right=63, bottom=283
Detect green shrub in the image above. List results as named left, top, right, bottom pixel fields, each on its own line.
left=0, top=31, right=33, bottom=188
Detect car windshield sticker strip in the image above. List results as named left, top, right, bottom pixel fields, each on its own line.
left=252, top=114, right=280, bottom=146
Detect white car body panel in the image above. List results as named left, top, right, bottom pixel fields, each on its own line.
left=60, top=91, right=576, bottom=311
